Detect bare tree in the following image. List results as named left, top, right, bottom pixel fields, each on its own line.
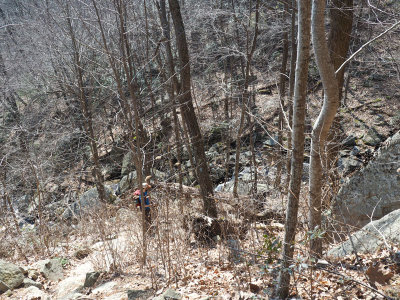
left=232, top=0, right=260, bottom=198
left=275, top=0, right=311, bottom=296
left=65, top=4, right=106, bottom=203
left=168, top=0, right=217, bottom=218
left=309, top=0, right=341, bottom=257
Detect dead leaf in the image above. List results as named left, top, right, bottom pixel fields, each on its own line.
left=249, top=283, right=261, bottom=293
left=366, top=264, right=394, bottom=286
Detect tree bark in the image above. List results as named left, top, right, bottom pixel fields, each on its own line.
left=328, top=0, right=353, bottom=97
left=309, top=0, right=340, bottom=257
left=275, top=9, right=289, bottom=188
left=275, top=0, right=311, bottom=297
left=325, top=0, right=353, bottom=202
left=286, top=0, right=297, bottom=189
left=168, top=0, right=217, bottom=218
left=157, top=0, right=183, bottom=194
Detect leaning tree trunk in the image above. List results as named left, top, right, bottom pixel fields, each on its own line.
left=309, top=0, right=340, bottom=257
left=168, top=0, right=217, bottom=218
left=275, top=0, right=311, bottom=297
left=157, top=0, right=183, bottom=199
left=325, top=0, right=353, bottom=201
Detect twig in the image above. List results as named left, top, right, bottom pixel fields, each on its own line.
left=336, top=19, right=400, bottom=75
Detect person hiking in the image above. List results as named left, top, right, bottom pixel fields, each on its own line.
left=134, top=182, right=152, bottom=228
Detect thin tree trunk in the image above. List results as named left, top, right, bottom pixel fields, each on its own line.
left=309, top=0, right=340, bottom=257
left=275, top=10, right=289, bottom=188
left=275, top=0, right=311, bottom=296
left=66, top=10, right=106, bottom=203
left=168, top=0, right=217, bottom=218
left=325, top=0, right=353, bottom=202
left=233, top=0, right=260, bottom=198
left=157, top=0, right=183, bottom=195
left=286, top=0, right=297, bottom=189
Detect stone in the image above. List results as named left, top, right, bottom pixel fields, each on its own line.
left=338, top=157, right=362, bottom=175
left=153, top=169, right=167, bottom=181
left=0, top=260, right=24, bottom=290
left=351, top=146, right=361, bottom=156
left=13, top=286, right=48, bottom=300
left=328, top=209, right=400, bottom=257
left=13, top=195, right=31, bottom=215
left=54, top=261, right=93, bottom=299
left=83, top=271, right=100, bottom=288
left=204, top=124, right=229, bottom=147
left=37, top=258, right=64, bottom=281
left=127, top=289, right=152, bottom=299
left=216, top=179, right=268, bottom=196
left=23, top=278, right=43, bottom=289
left=62, top=186, right=115, bottom=219
left=0, top=280, right=10, bottom=293
left=119, top=171, right=137, bottom=194
left=121, top=151, right=135, bottom=176
left=342, top=135, right=357, bottom=148
left=263, top=136, right=278, bottom=147
left=156, top=289, right=182, bottom=300
left=363, top=128, right=385, bottom=146
left=333, top=131, right=400, bottom=228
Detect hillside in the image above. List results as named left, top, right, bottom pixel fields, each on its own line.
left=1, top=0, right=400, bottom=299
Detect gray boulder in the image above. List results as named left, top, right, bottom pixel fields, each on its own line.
left=338, top=157, right=362, bottom=175
left=155, top=289, right=182, bottom=300
left=333, top=130, right=400, bottom=228
left=37, top=258, right=64, bottom=281
left=121, top=151, right=135, bottom=176
left=363, top=128, right=385, bottom=146
left=23, top=278, right=43, bottom=289
left=127, top=289, right=152, bottom=300
left=119, top=171, right=138, bottom=194
left=83, top=272, right=100, bottom=288
left=14, top=195, right=31, bottom=215
left=0, top=260, right=24, bottom=291
left=342, top=135, right=357, bottom=148
left=62, top=186, right=115, bottom=219
left=328, top=208, right=400, bottom=257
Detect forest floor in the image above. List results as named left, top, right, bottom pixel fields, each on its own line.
left=6, top=181, right=400, bottom=299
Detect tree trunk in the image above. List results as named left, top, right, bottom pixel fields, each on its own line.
left=328, top=0, right=353, bottom=97
left=309, top=0, right=340, bottom=257
left=233, top=0, right=260, bottom=197
left=325, top=0, right=353, bottom=202
left=275, top=12, right=289, bottom=188
left=286, top=0, right=297, bottom=189
left=66, top=10, right=106, bottom=203
left=168, top=0, right=217, bottom=218
left=157, top=0, right=183, bottom=194
left=275, top=0, right=311, bottom=297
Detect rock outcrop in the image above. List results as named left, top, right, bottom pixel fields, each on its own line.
left=328, top=208, right=400, bottom=257
left=62, top=186, right=116, bottom=219
left=0, top=260, right=24, bottom=292
left=333, top=130, right=400, bottom=228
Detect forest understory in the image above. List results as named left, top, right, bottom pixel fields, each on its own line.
left=1, top=0, right=400, bottom=299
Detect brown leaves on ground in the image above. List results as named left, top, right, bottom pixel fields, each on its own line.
left=365, top=263, right=394, bottom=287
